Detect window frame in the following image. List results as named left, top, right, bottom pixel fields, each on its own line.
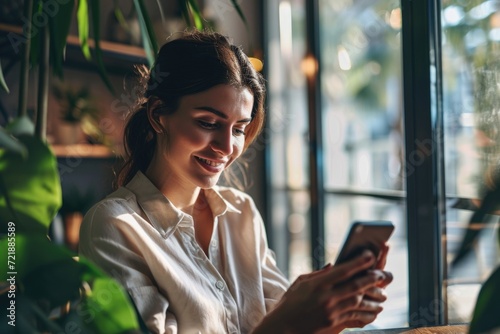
left=262, top=0, right=450, bottom=328
left=401, top=0, right=447, bottom=326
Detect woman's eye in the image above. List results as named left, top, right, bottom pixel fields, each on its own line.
left=198, top=120, right=245, bottom=135
left=198, top=120, right=218, bottom=129
left=233, top=128, right=246, bottom=136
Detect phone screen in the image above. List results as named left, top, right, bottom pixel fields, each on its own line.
left=334, top=221, right=395, bottom=265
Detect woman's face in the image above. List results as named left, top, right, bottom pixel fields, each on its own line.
left=153, top=84, right=254, bottom=190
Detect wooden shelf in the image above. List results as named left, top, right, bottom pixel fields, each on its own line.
left=51, top=144, right=116, bottom=158
left=0, top=23, right=147, bottom=73
left=350, top=324, right=468, bottom=333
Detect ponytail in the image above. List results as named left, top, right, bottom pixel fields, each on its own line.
left=116, top=103, right=156, bottom=187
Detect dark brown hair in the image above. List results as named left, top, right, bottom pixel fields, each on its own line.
left=116, top=30, right=266, bottom=187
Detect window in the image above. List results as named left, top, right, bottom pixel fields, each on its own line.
left=265, top=0, right=498, bottom=330
left=441, top=0, right=500, bottom=323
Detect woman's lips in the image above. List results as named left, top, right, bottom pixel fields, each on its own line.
left=195, top=156, right=226, bottom=173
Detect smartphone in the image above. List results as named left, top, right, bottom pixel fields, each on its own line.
left=334, top=221, right=395, bottom=266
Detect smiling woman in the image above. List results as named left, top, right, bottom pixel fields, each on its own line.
left=78, top=30, right=393, bottom=334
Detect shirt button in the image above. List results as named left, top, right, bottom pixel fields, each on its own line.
left=211, top=240, right=218, bottom=248
left=215, top=280, right=225, bottom=290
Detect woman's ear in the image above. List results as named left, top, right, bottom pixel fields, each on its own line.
left=146, top=96, right=165, bottom=134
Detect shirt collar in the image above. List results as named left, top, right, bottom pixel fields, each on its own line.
left=125, top=171, right=241, bottom=238
left=205, top=185, right=241, bottom=217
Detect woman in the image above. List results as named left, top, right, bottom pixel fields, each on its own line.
left=79, top=30, right=392, bottom=334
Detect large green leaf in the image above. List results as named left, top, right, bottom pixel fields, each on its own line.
left=0, top=128, right=27, bottom=157
left=5, top=115, right=35, bottom=136
left=79, top=275, right=141, bottom=333
left=0, top=235, right=71, bottom=281
left=0, top=236, right=81, bottom=309
left=48, top=0, right=75, bottom=78
left=0, top=135, right=61, bottom=232
left=24, top=258, right=84, bottom=306
left=77, top=0, right=91, bottom=61
left=469, top=266, right=500, bottom=333
left=0, top=235, right=141, bottom=332
left=77, top=257, right=141, bottom=333
left=134, top=0, right=158, bottom=67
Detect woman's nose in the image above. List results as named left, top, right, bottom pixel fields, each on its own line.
left=210, top=129, right=233, bottom=156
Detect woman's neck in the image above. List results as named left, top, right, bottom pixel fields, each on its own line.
left=145, top=164, right=201, bottom=215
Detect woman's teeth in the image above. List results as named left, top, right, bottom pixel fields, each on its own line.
left=197, top=157, right=222, bottom=167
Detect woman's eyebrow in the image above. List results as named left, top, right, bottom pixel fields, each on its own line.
left=195, top=106, right=252, bottom=123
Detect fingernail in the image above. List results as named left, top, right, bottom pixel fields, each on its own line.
left=363, top=250, right=373, bottom=261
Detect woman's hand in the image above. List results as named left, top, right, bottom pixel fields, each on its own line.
left=253, top=250, right=392, bottom=334
left=332, top=244, right=393, bottom=333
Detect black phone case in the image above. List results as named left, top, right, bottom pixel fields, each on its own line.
left=334, top=220, right=395, bottom=265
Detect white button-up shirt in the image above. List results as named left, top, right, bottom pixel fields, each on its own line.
left=79, top=172, right=289, bottom=334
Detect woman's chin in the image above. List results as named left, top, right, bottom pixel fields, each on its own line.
left=196, top=175, right=222, bottom=189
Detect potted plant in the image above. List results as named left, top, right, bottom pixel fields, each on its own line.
left=52, top=82, right=99, bottom=145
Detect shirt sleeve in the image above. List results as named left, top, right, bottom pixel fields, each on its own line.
left=253, top=202, right=290, bottom=313
left=261, top=247, right=290, bottom=312
left=79, top=200, right=178, bottom=334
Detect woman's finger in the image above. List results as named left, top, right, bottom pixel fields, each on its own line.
left=375, top=243, right=390, bottom=270
left=326, top=293, right=363, bottom=317
left=309, top=293, right=384, bottom=334
left=333, top=310, right=379, bottom=330
left=323, top=269, right=386, bottom=308
left=316, top=250, right=377, bottom=287
left=377, top=270, right=393, bottom=288
left=363, top=286, right=387, bottom=302
left=287, top=263, right=333, bottom=292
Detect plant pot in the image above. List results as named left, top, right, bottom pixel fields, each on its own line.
left=55, top=122, right=85, bottom=145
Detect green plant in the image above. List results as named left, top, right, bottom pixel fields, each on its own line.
left=0, top=135, right=142, bottom=333
left=451, top=178, right=500, bottom=334
left=52, top=83, right=97, bottom=124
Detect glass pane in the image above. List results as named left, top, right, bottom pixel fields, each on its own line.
left=268, top=0, right=308, bottom=190
left=441, top=0, right=500, bottom=324
left=320, top=0, right=404, bottom=192
left=286, top=190, right=312, bottom=280
left=319, top=0, right=408, bottom=329
left=324, top=195, right=408, bottom=328
left=267, top=0, right=311, bottom=275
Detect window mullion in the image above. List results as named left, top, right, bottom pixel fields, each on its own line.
left=402, top=0, right=445, bottom=326
left=305, top=0, right=325, bottom=270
